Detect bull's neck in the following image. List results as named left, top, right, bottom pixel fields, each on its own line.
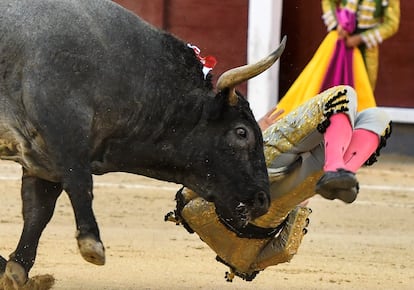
left=101, top=91, right=208, bottom=185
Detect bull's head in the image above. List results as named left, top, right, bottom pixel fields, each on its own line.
left=184, top=37, right=287, bottom=230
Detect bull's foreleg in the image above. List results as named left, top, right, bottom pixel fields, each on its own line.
left=63, top=171, right=105, bottom=266
left=5, top=173, right=62, bottom=288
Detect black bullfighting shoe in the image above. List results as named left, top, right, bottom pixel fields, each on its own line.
left=315, top=168, right=359, bottom=203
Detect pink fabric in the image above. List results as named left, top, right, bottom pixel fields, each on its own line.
left=321, top=10, right=378, bottom=173
left=320, top=40, right=354, bottom=91
left=337, top=8, right=356, bottom=33
left=343, top=129, right=380, bottom=173
left=323, top=113, right=353, bottom=172
left=320, top=9, right=356, bottom=92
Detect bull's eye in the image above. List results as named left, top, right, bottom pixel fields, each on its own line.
left=236, top=127, right=247, bottom=138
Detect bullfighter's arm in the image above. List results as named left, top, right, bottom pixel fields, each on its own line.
left=360, top=0, right=400, bottom=48
left=321, top=0, right=338, bottom=31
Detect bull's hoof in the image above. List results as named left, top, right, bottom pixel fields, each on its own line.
left=4, top=261, right=28, bottom=289
left=1, top=273, right=55, bottom=290
left=77, top=237, right=105, bottom=265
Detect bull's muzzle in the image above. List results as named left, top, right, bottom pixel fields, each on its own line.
left=248, top=191, right=270, bottom=220
left=231, top=191, right=270, bottom=228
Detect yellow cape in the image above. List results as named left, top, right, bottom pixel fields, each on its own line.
left=277, top=31, right=376, bottom=117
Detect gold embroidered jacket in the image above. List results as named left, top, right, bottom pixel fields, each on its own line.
left=321, top=0, right=400, bottom=48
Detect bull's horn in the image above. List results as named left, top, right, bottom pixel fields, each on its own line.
left=216, top=35, right=287, bottom=105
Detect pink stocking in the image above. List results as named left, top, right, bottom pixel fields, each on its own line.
left=323, top=113, right=353, bottom=172
left=343, top=129, right=380, bottom=173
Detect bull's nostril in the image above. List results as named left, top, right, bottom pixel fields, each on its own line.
left=255, top=191, right=270, bottom=209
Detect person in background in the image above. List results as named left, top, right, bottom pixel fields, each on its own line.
left=322, top=0, right=400, bottom=90
left=276, top=0, right=400, bottom=117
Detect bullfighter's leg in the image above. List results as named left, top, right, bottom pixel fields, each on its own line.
left=62, top=169, right=105, bottom=266
left=263, top=85, right=391, bottom=205
left=316, top=105, right=391, bottom=202
left=263, top=85, right=360, bottom=203
left=5, top=171, right=62, bottom=288
left=344, top=107, right=391, bottom=171
left=316, top=112, right=360, bottom=202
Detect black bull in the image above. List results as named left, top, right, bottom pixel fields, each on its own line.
left=0, top=0, right=286, bottom=286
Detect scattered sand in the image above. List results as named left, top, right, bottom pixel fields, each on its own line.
left=1, top=154, right=413, bottom=289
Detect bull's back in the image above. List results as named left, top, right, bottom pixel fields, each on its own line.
left=0, top=0, right=168, bottom=126
left=0, top=0, right=160, bottom=74
left=0, top=0, right=170, bottom=172
left=1, top=0, right=203, bottom=132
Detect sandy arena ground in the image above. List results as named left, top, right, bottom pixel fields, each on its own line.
left=0, top=154, right=413, bottom=289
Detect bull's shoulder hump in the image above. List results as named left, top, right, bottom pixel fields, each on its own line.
left=1, top=0, right=156, bottom=41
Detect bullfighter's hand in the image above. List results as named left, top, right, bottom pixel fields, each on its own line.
left=345, top=34, right=363, bottom=48
left=258, top=106, right=284, bottom=131
left=337, top=24, right=349, bottom=39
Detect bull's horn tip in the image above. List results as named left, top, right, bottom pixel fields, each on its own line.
left=276, top=35, right=287, bottom=53
left=281, top=35, right=287, bottom=48
left=268, top=35, right=287, bottom=60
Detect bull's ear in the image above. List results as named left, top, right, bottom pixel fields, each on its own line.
left=206, top=88, right=231, bottom=120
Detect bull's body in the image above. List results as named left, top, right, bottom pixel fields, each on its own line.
left=0, top=0, right=286, bottom=287
left=0, top=0, right=233, bottom=184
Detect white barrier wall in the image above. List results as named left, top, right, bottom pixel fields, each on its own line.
left=247, top=0, right=283, bottom=120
